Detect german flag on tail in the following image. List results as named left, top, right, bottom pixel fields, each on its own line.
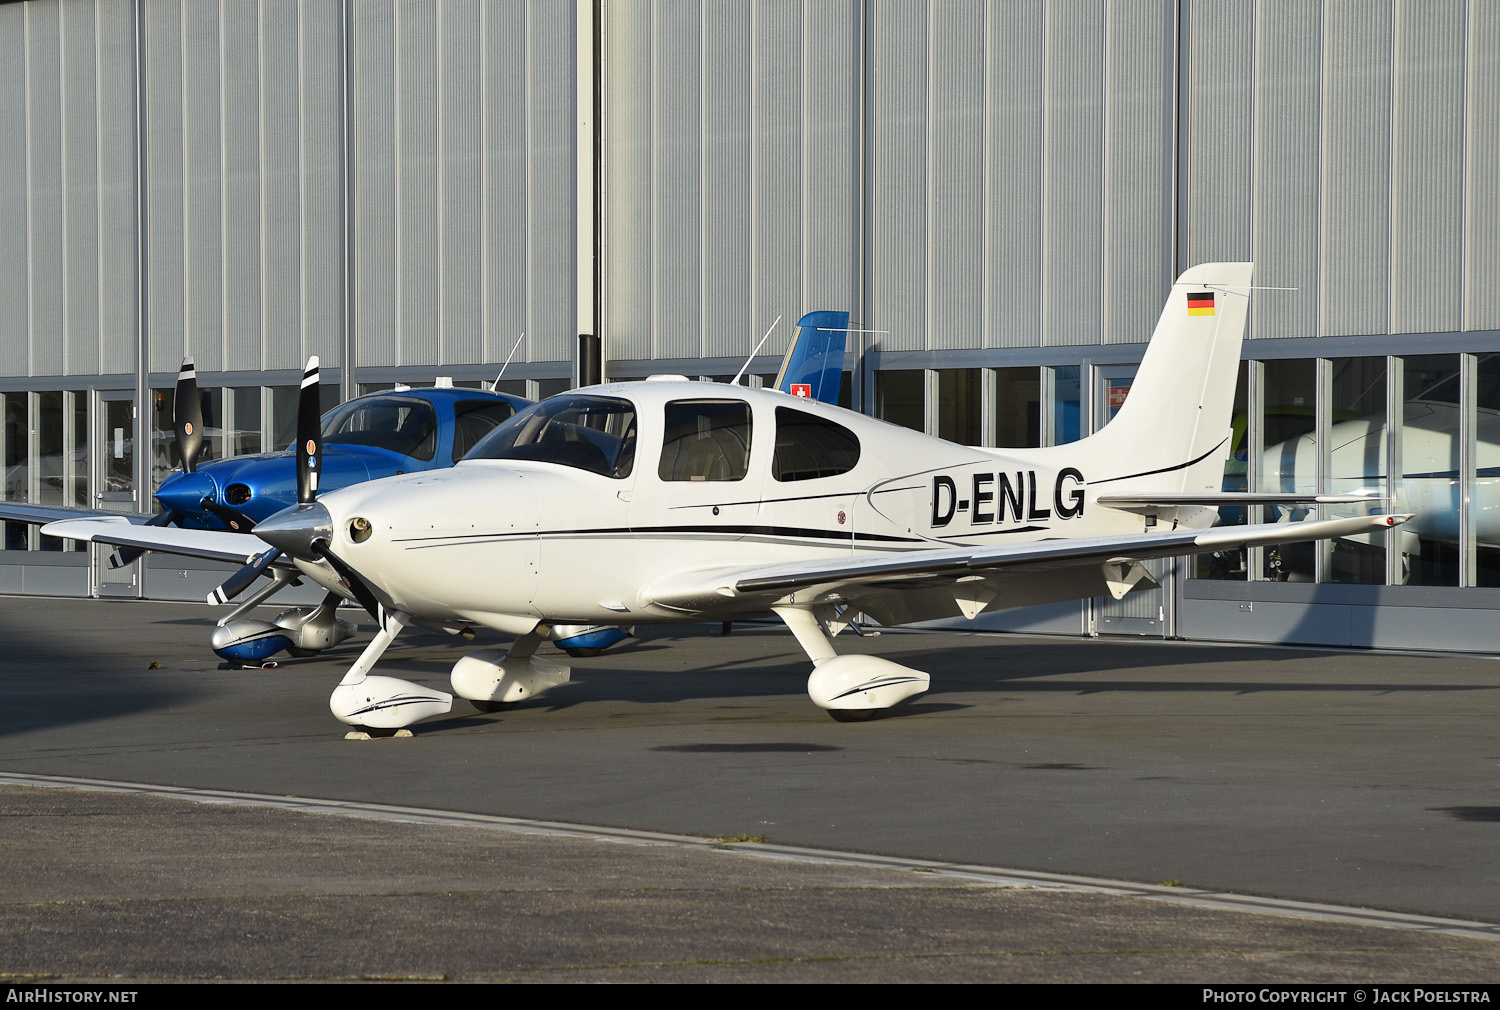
left=1187, top=290, right=1215, bottom=316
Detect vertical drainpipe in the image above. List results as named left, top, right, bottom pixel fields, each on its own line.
left=857, top=1, right=872, bottom=416
left=575, top=0, right=601, bottom=387
left=340, top=0, right=357, bottom=403
left=1164, top=0, right=1184, bottom=638
left=1169, top=0, right=1183, bottom=277
left=132, top=0, right=150, bottom=516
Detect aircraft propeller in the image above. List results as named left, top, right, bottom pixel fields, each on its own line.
left=110, top=358, right=205, bottom=568
left=205, top=356, right=324, bottom=605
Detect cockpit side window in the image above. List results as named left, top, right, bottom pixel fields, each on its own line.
left=467, top=395, right=637, bottom=478
left=320, top=395, right=439, bottom=462
left=451, top=399, right=519, bottom=462
left=658, top=399, right=752, bottom=482
left=772, top=406, right=860, bottom=481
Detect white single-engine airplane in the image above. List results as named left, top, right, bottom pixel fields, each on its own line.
left=35, top=263, right=1408, bottom=732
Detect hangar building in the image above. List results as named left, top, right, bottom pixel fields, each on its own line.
left=3, top=0, right=1498, bottom=652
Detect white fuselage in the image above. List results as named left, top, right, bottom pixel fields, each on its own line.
left=291, top=381, right=1183, bottom=634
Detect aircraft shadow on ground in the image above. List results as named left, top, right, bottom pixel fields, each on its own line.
left=5, top=601, right=1494, bottom=740
left=0, top=608, right=209, bottom=739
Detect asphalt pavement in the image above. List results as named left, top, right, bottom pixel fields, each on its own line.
left=2, top=595, right=1499, bottom=982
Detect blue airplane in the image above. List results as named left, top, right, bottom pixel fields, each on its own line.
left=155, top=368, right=530, bottom=534
left=130, top=359, right=535, bottom=664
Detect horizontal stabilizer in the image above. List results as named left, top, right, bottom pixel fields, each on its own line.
left=1098, top=492, right=1384, bottom=509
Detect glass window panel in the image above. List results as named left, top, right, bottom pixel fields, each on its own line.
left=269, top=385, right=338, bottom=452
left=149, top=387, right=174, bottom=491
left=1045, top=366, right=1081, bottom=445
left=470, top=395, right=637, bottom=478
left=66, top=391, right=88, bottom=510
left=230, top=388, right=261, bottom=456
left=773, top=406, right=861, bottom=481
left=269, top=386, right=299, bottom=450
left=989, top=368, right=1040, bottom=448
left=1196, top=361, right=1249, bottom=580
left=1324, top=357, right=1386, bottom=585
left=199, top=388, right=223, bottom=464
left=534, top=377, right=570, bottom=400
left=103, top=398, right=134, bottom=498
left=935, top=369, right=981, bottom=445
left=321, top=395, right=439, bottom=461
left=3, top=391, right=29, bottom=549
left=1397, top=355, right=1460, bottom=586
left=451, top=399, right=519, bottom=462
left=1102, top=375, right=1134, bottom=424
left=876, top=371, right=924, bottom=432
left=36, top=392, right=64, bottom=550
left=1258, top=359, right=1317, bottom=580
left=1476, top=354, right=1500, bottom=587
left=658, top=400, right=752, bottom=482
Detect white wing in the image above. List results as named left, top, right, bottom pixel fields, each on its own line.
left=36, top=515, right=289, bottom=568
left=644, top=513, right=1411, bottom=625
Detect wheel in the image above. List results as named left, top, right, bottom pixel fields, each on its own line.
left=285, top=647, right=321, bottom=658
left=562, top=647, right=602, bottom=658
left=826, top=708, right=880, bottom=723
left=471, top=699, right=518, bottom=713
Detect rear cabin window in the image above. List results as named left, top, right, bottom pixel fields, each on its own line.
left=773, top=406, right=860, bottom=481
left=658, top=399, right=752, bottom=481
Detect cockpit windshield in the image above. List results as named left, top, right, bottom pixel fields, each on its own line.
left=466, top=394, right=637, bottom=478
left=319, top=395, right=439, bottom=461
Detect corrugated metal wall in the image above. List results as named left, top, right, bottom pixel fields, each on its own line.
left=141, top=0, right=344, bottom=375
left=0, top=0, right=138, bottom=379
left=0, top=0, right=574, bottom=383
left=868, top=0, right=1175, bottom=354
left=350, top=0, right=576, bottom=371
left=1184, top=0, right=1494, bottom=342
left=2, top=0, right=1498, bottom=385
left=599, top=0, right=862, bottom=364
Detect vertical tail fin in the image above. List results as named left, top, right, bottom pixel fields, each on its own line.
left=1081, top=262, right=1253, bottom=494
left=774, top=310, right=849, bottom=404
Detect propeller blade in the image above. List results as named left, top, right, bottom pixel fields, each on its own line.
left=199, top=498, right=257, bottom=533
left=109, top=509, right=183, bottom=568
left=312, top=540, right=384, bottom=623
left=173, top=357, right=204, bottom=474
left=295, top=356, right=322, bottom=504
left=207, top=548, right=281, bottom=605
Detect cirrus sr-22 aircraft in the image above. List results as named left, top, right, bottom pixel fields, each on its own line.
left=27, top=264, right=1409, bottom=735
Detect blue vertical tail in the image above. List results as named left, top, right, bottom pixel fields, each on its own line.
left=773, top=310, right=849, bottom=404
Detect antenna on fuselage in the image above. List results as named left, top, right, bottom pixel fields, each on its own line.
left=730, top=315, right=782, bottom=386
left=491, top=332, right=526, bottom=391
